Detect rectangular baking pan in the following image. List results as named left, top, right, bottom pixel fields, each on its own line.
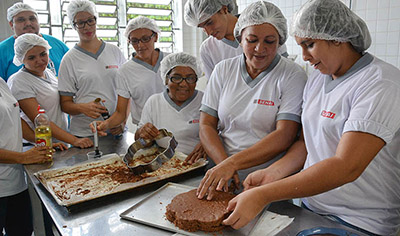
left=34, top=153, right=207, bottom=206
left=120, top=182, right=259, bottom=236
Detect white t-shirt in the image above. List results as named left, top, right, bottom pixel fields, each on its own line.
left=200, top=36, right=289, bottom=79
left=201, top=54, right=307, bottom=156
left=7, top=68, right=68, bottom=135
left=58, top=42, right=126, bottom=137
left=139, top=90, right=203, bottom=155
left=200, top=37, right=243, bottom=79
left=116, top=50, right=168, bottom=124
left=0, top=79, right=26, bottom=197
left=301, top=53, right=400, bottom=235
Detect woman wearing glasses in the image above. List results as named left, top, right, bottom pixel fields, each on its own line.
left=135, top=52, right=206, bottom=163
left=58, top=0, right=126, bottom=137
left=196, top=1, right=307, bottom=200
left=91, top=16, right=169, bottom=135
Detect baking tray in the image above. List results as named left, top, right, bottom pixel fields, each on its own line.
left=34, top=153, right=207, bottom=207
left=120, top=182, right=260, bottom=236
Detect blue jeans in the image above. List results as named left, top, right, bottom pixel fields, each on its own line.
left=301, top=201, right=381, bottom=236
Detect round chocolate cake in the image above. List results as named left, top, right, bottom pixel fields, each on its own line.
left=165, top=189, right=235, bottom=232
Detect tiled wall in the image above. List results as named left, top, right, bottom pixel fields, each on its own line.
left=236, top=0, right=400, bottom=70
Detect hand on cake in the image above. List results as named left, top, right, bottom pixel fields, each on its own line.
left=197, top=159, right=240, bottom=200
left=185, top=142, right=207, bottom=164
left=223, top=187, right=267, bottom=229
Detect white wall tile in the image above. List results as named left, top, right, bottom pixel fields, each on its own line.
left=388, top=19, right=400, bottom=31
left=367, top=0, right=378, bottom=9
left=390, top=0, right=400, bottom=7
left=377, top=8, right=389, bottom=20
left=378, top=0, right=390, bottom=8
left=354, top=0, right=367, bottom=10
left=387, top=32, right=400, bottom=44
left=365, top=9, right=377, bottom=21
left=389, top=7, right=400, bottom=19
left=375, top=44, right=387, bottom=56
left=366, top=20, right=377, bottom=32
left=375, top=32, right=388, bottom=43
left=376, top=20, right=389, bottom=32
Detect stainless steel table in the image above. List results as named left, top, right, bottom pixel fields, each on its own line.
left=24, top=132, right=366, bottom=236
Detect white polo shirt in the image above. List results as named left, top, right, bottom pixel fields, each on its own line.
left=301, top=53, right=400, bottom=235
left=8, top=68, right=67, bottom=135
left=58, top=42, right=126, bottom=137
left=201, top=54, right=307, bottom=156
left=139, top=89, right=203, bottom=155
left=0, top=79, right=26, bottom=197
left=116, top=50, right=168, bottom=124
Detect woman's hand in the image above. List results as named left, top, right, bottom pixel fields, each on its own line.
left=197, top=159, right=240, bottom=200
left=52, top=142, right=68, bottom=151
left=110, top=123, right=125, bottom=136
left=185, top=143, right=207, bottom=164
left=21, top=146, right=53, bottom=164
left=223, top=187, right=267, bottom=229
left=243, top=168, right=281, bottom=191
left=137, top=123, right=159, bottom=140
left=90, top=121, right=108, bottom=136
left=72, top=137, right=93, bottom=149
left=80, top=101, right=108, bottom=119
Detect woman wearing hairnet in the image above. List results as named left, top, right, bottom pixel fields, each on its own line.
left=7, top=34, right=93, bottom=149
left=0, top=77, right=53, bottom=235
left=223, top=0, right=400, bottom=235
left=58, top=0, right=126, bottom=137
left=92, top=16, right=169, bottom=136
left=197, top=1, right=306, bottom=200
left=135, top=52, right=206, bottom=163
left=184, top=0, right=288, bottom=80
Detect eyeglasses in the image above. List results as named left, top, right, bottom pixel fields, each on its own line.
left=73, top=17, right=96, bottom=29
left=14, top=16, right=38, bottom=24
left=129, top=32, right=156, bottom=45
left=169, top=75, right=198, bottom=84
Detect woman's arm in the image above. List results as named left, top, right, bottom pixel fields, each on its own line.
left=94, top=96, right=129, bottom=136
left=60, top=95, right=106, bottom=118
left=1, top=118, right=53, bottom=164
left=18, top=98, right=93, bottom=148
left=223, top=131, right=385, bottom=229
left=197, top=119, right=299, bottom=199
left=243, top=130, right=307, bottom=190
left=199, top=111, right=227, bottom=164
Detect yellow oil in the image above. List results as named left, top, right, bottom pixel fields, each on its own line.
left=35, top=126, right=52, bottom=147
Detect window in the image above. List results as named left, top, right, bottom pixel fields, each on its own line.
left=23, top=0, right=174, bottom=57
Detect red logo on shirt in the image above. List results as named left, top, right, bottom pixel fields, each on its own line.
left=189, top=119, right=200, bottom=124
left=253, top=99, right=274, bottom=106
left=105, top=65, right=119, bottom=69
left=321, top=110, right=336, bottom=119
left=13, top=102, right=19, bottom=107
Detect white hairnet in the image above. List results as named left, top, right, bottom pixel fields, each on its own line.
left=234, top=1, right=287, bottom=45
left=160, top=52, right=201, bottom=83
left=13, top=33, right=51, bottom=66
left=67, top=0, right=98, bottom=26
left=184, top=0, right=236, bottom=27
left=7, top=2, right=37, bottom=22
left=124, top=16, right=161, bottom=39
left=290, top=0, right=371, bottom=52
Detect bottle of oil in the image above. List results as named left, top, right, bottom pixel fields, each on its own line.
left=34, top=105, right=52, bottom=148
